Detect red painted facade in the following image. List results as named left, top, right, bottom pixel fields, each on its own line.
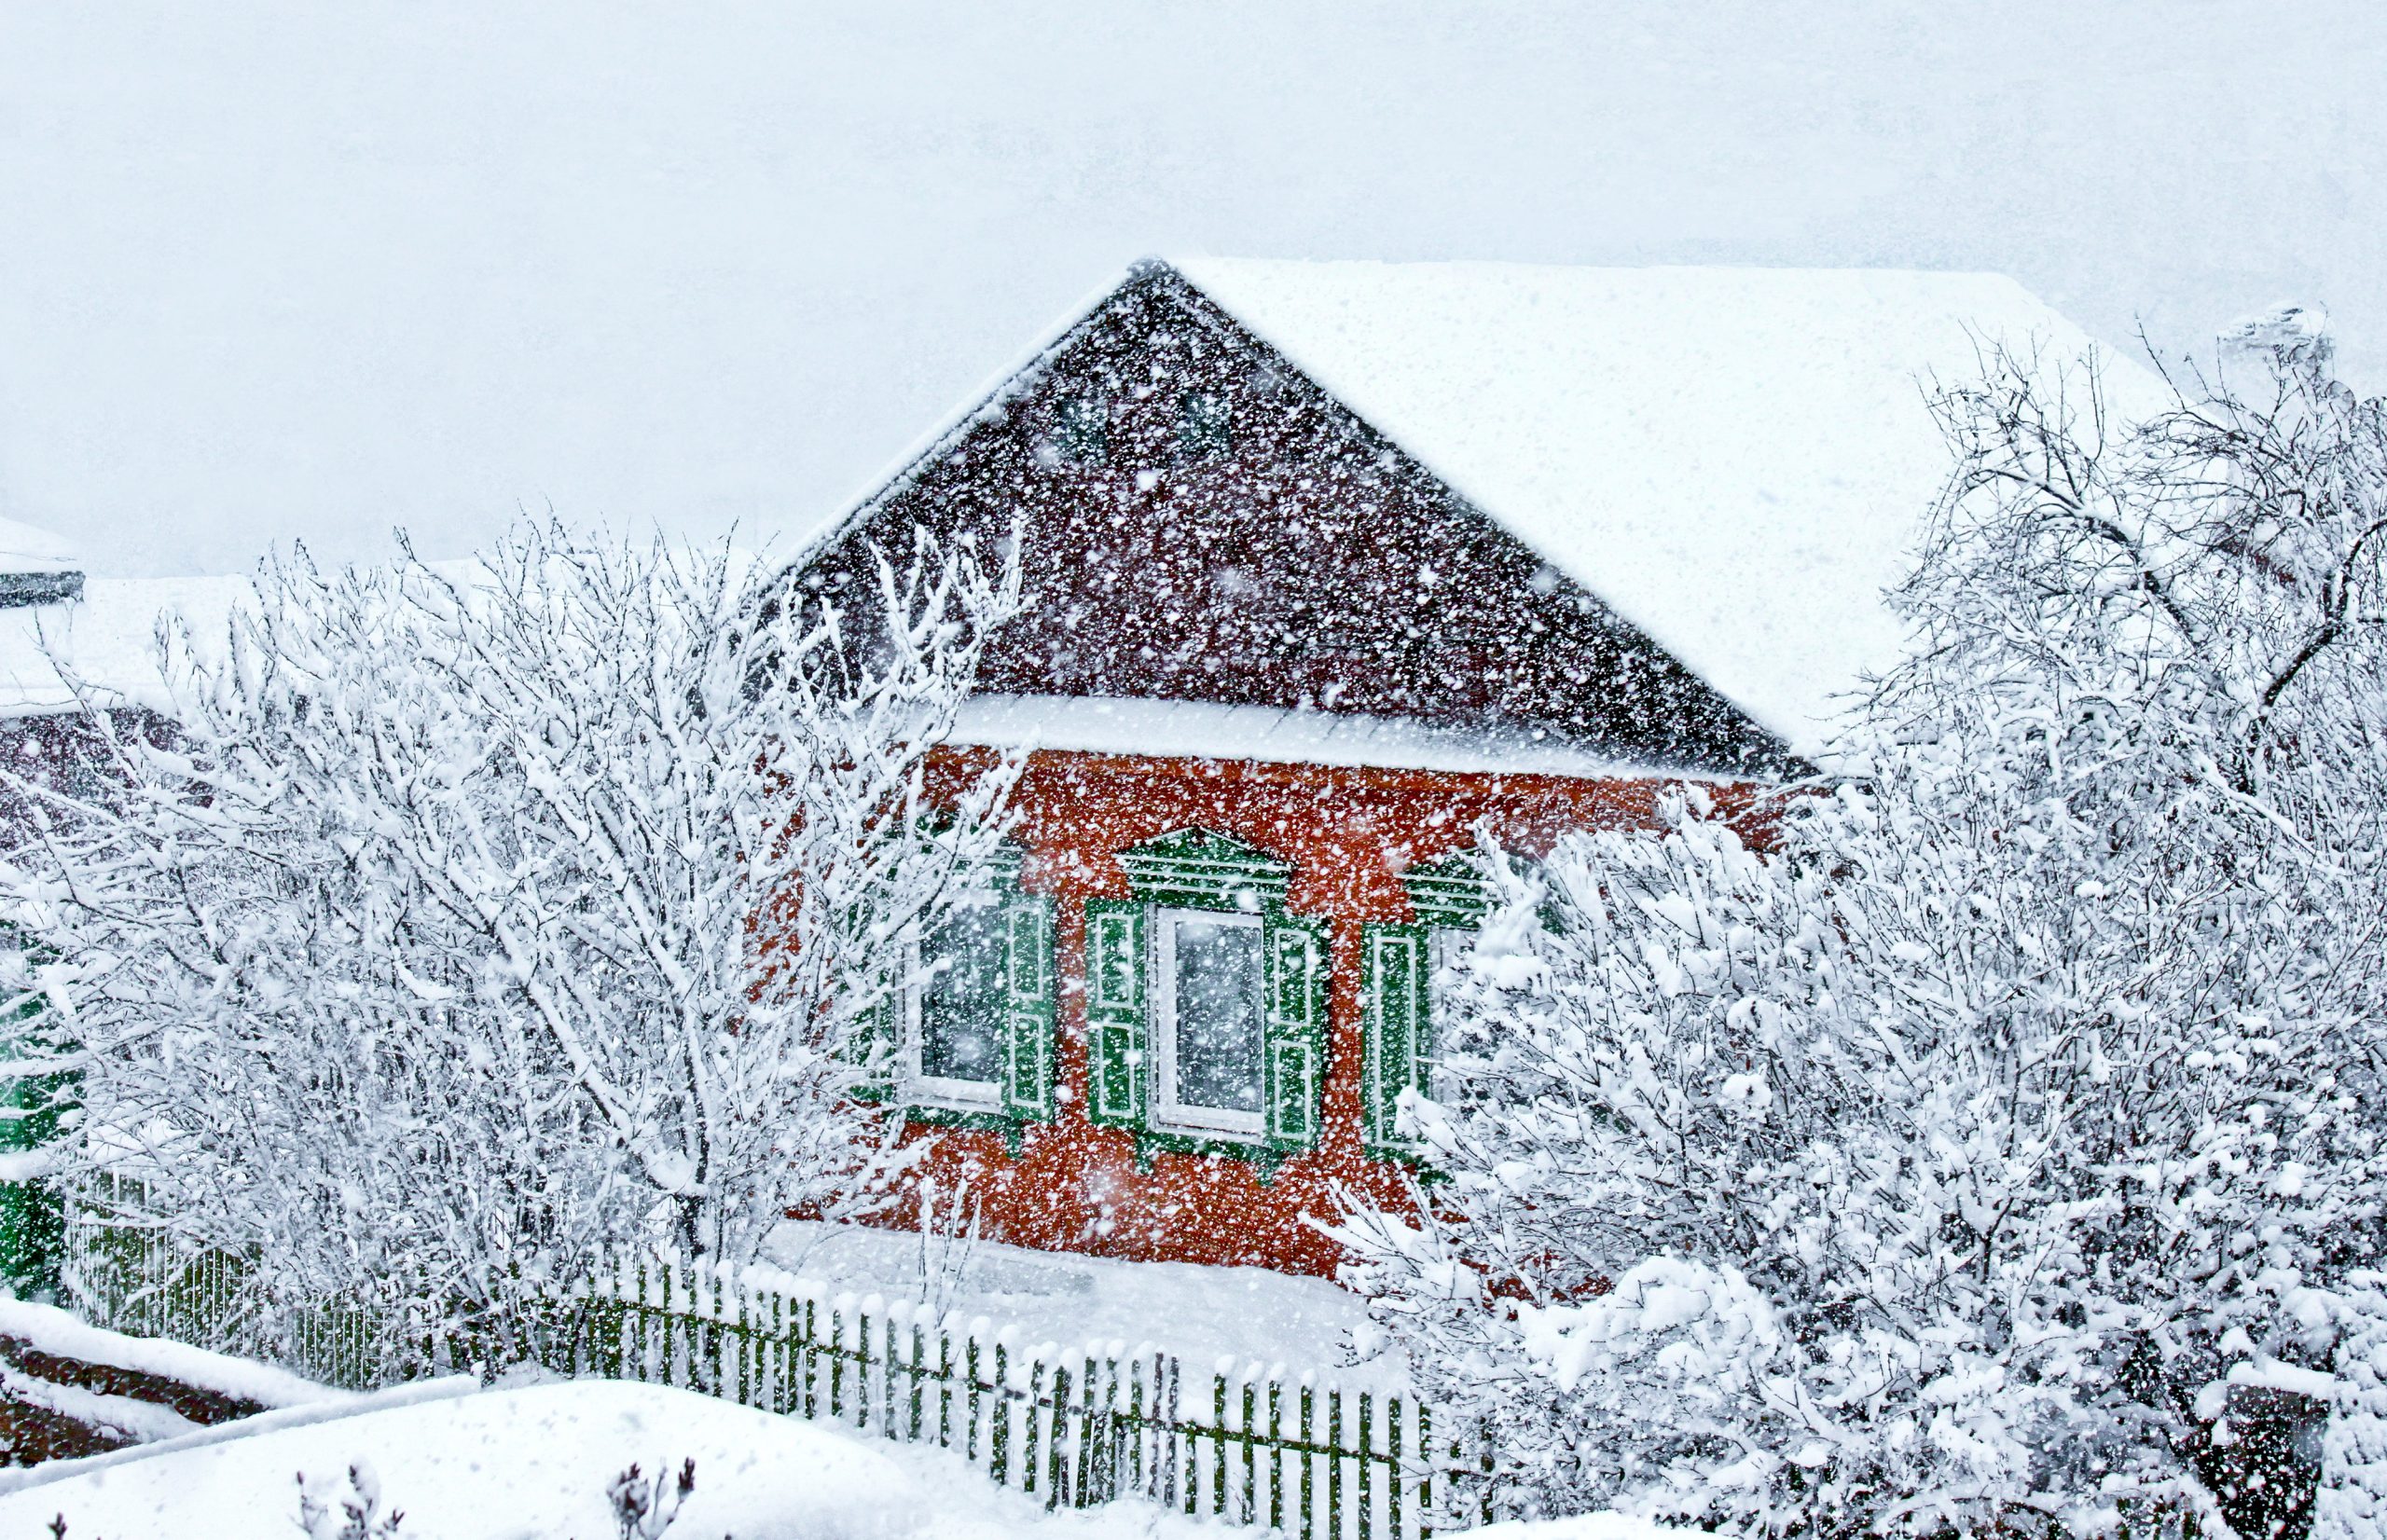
left=801, top=261, right=1795, bottom=1279
left=890, top=744, right=1753, bottom=1279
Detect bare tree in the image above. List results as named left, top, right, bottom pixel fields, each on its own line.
left=1330, top=325, right=2387, bottom=1537
left=3, top=520, right=1021, bottom=1373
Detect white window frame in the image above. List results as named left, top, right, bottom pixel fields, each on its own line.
left=1150, top=905, right=1268, bottom=1140
left=1425, top=925, right=1470, bottom=1103
left=902, top=893, right=1007, bottom=1111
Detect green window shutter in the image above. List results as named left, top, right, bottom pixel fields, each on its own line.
left=1083, top=898, right=1148, bottom=1129
left=1262, top=914, right=1328, bottom=1151
left=1000, top=895, right=1056, bottom=1121
left=1360, top=921, right=1431, bottom=1148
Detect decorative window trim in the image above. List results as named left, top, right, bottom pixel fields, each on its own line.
left=1400, top=852, right=1495, bottom=928
left=854, top=846, right=1056, bottom=1131
left=1083, top=828, right=1326, bottom=1163
left=1115, top=827, right=1290, bottom=913
left=1361, top=850, right=1492, bottom=1159
left=1359, top=920, right=1430, bottom=1159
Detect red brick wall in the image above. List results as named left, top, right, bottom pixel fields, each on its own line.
left=884, top=745, right=1754, bottom=1279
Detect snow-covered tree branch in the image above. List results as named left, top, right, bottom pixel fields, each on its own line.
left=1329, top=325, right=2387, bottom=1536
left=0, top=520, right=1022, bottom=1373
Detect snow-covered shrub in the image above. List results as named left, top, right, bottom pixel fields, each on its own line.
left=0, top=521, right=1021, bottom=1376
left=297, top=1460, right=405, bottom=1540
left=607, top=1458, right=697, bottom=1540
left=1331, top=326, right=2387, bottom=1536
left=2318, top=1280, right=2387, bottom=1540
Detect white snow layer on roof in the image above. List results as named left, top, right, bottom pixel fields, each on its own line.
left=0, top=517, right=79, bottom=574
left=1170, top=258, right=2159, bottom=758
left=0, top=573, right=247, bottom=715
left=0, top=557, right=521, bottom=715
left=951, top=693, right=1704, bottom=779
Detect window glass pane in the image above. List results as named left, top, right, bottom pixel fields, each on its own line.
left=1054, top=395, right=1109, bottom=467
left=1171, top=917, right=1264, bottom=1114
left=920, top=904, right=1007, bottom=1085
left=1427, top=927, right=1469, bottom=1099
left=1178, top=391, right=1230, bottom=456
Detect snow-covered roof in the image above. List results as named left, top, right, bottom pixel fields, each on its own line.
left=1167, top=258, right=2157, bottom=757
left=950, top=694, right=1710, bottom=780
left=0, top=517, right=80, bottom=576
left=0, top=573, right=247, bottom=716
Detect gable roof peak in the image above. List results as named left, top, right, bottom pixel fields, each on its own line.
left=1149, top=255, right=2158, bottom=758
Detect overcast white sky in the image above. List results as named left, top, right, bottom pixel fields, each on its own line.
left=4, top=2, right=2380, bottom=577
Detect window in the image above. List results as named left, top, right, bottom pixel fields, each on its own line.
left=1052, top=395, right=1109, bottom=467
left=906, top=895, right=1010, bottom=1107
left=862, top=859, right=1056, bottom=1124
left=1177, top=391, right=1231, bottom=458
left=1083, top=828, right=1327, bottom=1157
left=1152, top=908, right=1266, bottom=1136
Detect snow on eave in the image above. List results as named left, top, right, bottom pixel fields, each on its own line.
left=947, top=693, right=1747, bottom=783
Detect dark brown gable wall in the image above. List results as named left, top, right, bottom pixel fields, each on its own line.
left=793, top=263, right=1799, bottom=777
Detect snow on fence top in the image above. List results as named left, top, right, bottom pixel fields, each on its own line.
left=1169, top=257, right=2160, bottom=759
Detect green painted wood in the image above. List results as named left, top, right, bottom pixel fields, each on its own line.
left=1000, top=895, right=1057, bottom=1120
left=1360, top=921, right=1431, bottom=1152
left=1082, top=899, right=1148, bottom=1128
left=1399, top=853, right=1496, bottom=928
left=1262, top=913, right=1329, bottom=1150
left=1115, top=826, right=1290, bottom=912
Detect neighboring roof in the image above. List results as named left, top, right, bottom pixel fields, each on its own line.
left=1165, top=258, right=2159, bottom=757
left=949, top=693, right=1717, bottom=781
left=0, top=574, right=247, bottom=716
left=0, top=518, right=80, bottom=576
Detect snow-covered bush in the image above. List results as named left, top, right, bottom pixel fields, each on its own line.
left=2318, top=1279, right=2387, bottom=1540
left=1331, top=325, right=2387, bottom=1536
left=0, top=521, right=1021, bottom=1375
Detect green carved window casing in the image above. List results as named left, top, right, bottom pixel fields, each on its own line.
left=1260, top=913, right=1328, bottom=1150
left=1084, top=898, right=1148, bottom=1129
left=998, top=900, right=1056, bottom=1121
left=1083, top=829, right=1327, bottom=1161
left=1360, top=921, right=1431, bottom=1154
left=857, top=851, right=1057, bottom=1128
left=1361, top=852, right=1492, bottom=1157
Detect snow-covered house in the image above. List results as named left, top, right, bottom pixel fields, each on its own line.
left=790, top=256, right=2114, bottom=1277
left=0, top=526, right=238, bottom=842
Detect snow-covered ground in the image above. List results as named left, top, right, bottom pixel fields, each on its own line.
left=766, top=1220, right=1404, bottom=1394
left=0, top=1378, right=1216, bottom=1539
left=0, top=1296, right=349, bottom=1412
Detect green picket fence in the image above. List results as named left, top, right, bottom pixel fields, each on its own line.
left=70, top=1220, right=399, bottom=1392
left=545, top=1250, right=1465, bottom=1539
left=69, top=1223, right=1470, bottom=1537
